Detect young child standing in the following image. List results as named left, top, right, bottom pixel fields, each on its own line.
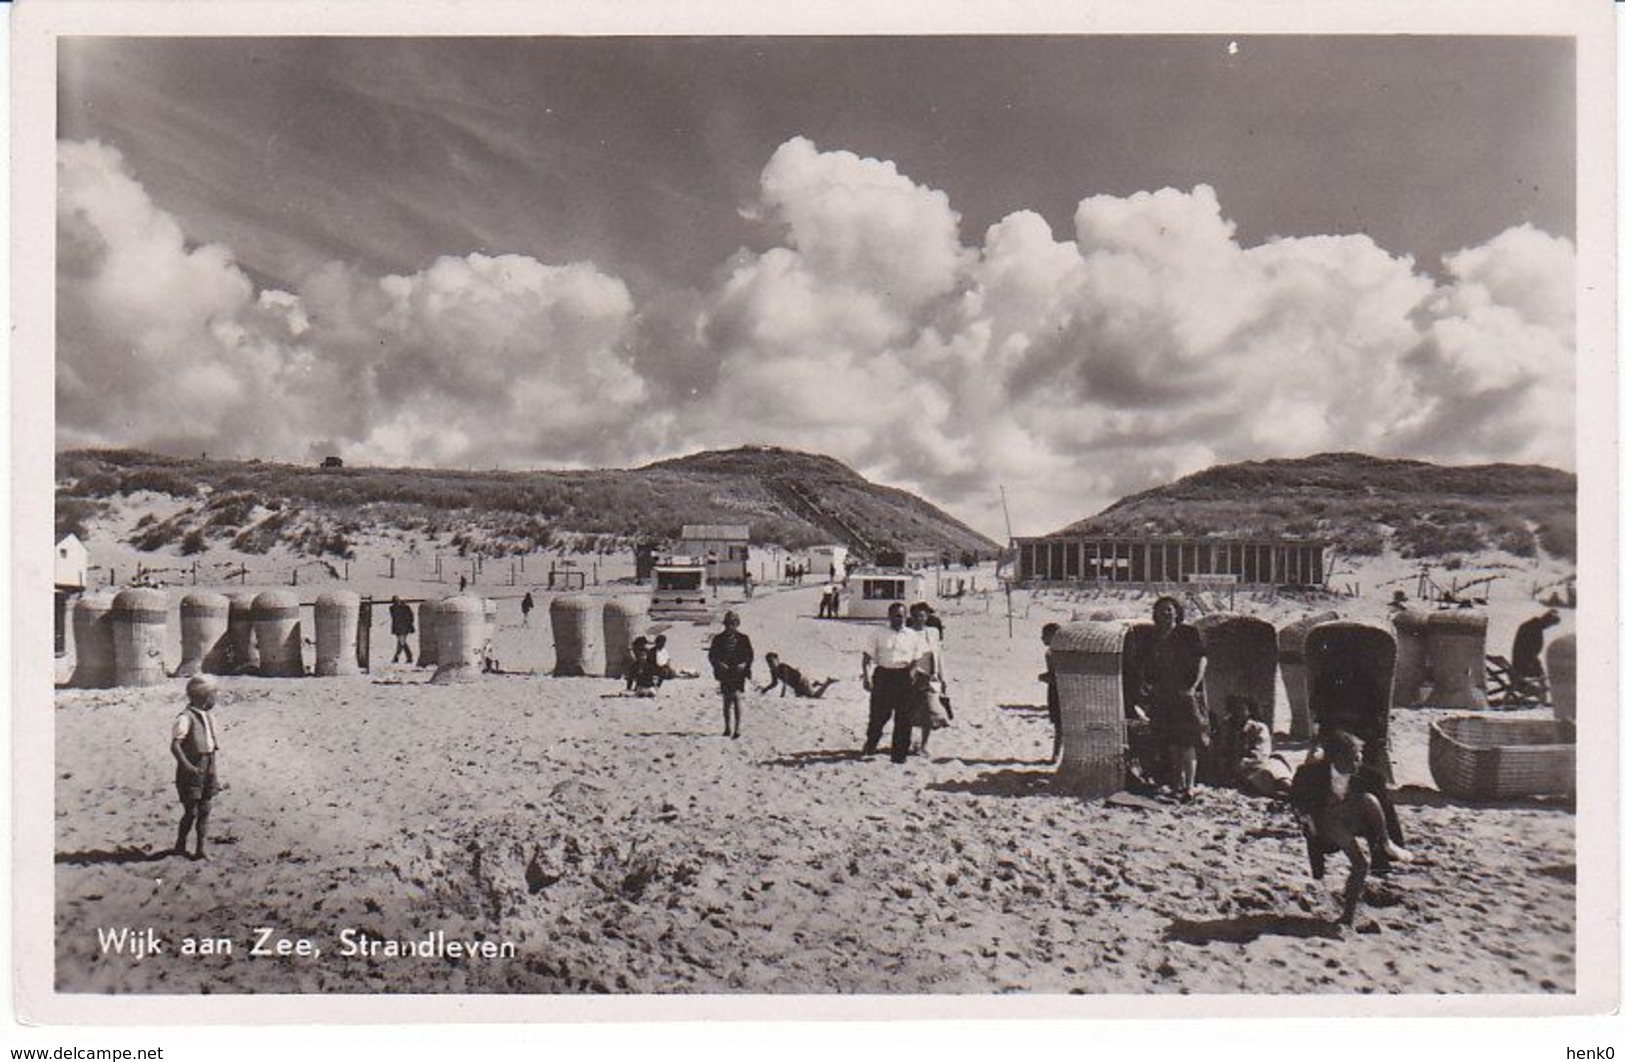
left=707, top=611, right=754, bottom=738
left=171, top=676, right=222, bottom=861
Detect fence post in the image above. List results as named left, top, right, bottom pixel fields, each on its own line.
left=389, top=556, right=396, bottom=579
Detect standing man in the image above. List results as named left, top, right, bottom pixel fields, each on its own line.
left=520, top=591, right=535, bottom=627
left=171, top=676, right=222, bottom=861
left=861, top=602, right=927, bottom=764
left=1510, top=608, right=1562, bottom=696
left=389, top=596, right=416, bottom=664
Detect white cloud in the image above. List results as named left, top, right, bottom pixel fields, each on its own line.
left=59, top=136, right=1576, bottom=539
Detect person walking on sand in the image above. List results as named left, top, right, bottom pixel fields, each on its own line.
left=171, top=676, right=222, bottom=861
left=708, top=610, right=754, bottom=738
left=1145, top=595, right=1207, bottom=803
left=861, top=602, right=927, bottom=764
left=760, top=652, right=840, bottom=698
left=389, top=596, right=415, bottom=664
left=520, top=591, right=535, bottom=626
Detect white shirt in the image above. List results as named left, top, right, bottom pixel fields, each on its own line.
left=172, top=709, right=218, bottom=753
left=867, top=625, right=926, bottom=670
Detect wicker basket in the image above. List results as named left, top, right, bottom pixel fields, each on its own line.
left=1428, top=715, right=1575, bottom=800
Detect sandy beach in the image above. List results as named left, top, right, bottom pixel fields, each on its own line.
left=49, top=541, right=1580, bottom=997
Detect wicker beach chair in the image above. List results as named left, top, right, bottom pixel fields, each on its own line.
left=1048, top=620, right=1130, bottom=800
left=1191, top=613, right=1278, bottom=783
left=1278, top=611, right=1339, bottom=741
left=1306, top=621, right=1396, bottom=783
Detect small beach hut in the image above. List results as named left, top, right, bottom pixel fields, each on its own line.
left=1048, top=620, right=1129, bottom=800
left=844, top=569, right=930, bottom=621
left=1306, top=621, right=1396, bottom=782
left=1192, top=613, right=1278, bottom=783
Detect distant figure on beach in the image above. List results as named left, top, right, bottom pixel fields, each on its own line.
left=1039, top=622, right=1062, bottom=763
left=1511, top=608, right=1562, bottom=687
left=743, top=571, right=755, bottom=599
left=1144, top=596, right=1207, bottom=803
left=389, top=596, right=415, bottom=664
left=648, top=633, right=697, bottom=681
left=761, top=652, right=839, bottom=698
left=625, top=636, right=660, bottom=697
left=459, top=574, right=468, bottom=593
left=520, top=591, right=535, bottom=626
left=818, top=585, right=835, bottom=619
left=1288, top=730, right=1413, bottom=926
left=170, top=676, right=222, bottom=861
left=861, top=602, right=927, bottom=763
left=708, top=611, right=754, bottom=738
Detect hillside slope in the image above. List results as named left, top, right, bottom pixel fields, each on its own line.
left=1058, top=452, right=1576, bottom=561
left=54, top=447, right=999, bottom=560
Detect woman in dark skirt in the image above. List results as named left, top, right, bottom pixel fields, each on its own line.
left=1146, top=595, right=1208, bottom=802
left=707, top=610, right=754, bottom=739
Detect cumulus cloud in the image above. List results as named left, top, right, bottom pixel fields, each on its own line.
left=58, top=136, right=1575, bottom=538
left=57, top=140, right=659, bottom=470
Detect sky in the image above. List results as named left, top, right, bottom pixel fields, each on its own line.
left=54, top=35, right=1578, bottom=539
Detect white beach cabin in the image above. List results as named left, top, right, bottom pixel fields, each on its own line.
left=844, top=567, right=931, bottom=621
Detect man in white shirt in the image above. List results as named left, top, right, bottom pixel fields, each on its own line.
left=171, top=676, right=222, bottom=860
left=861, top=602, right=927, bottom=763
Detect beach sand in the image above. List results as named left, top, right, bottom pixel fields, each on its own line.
left=51, top=550, right=1578, bottom=995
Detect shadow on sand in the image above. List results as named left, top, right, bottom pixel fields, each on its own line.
left=1391, top=784, right=1574, bottom=814
left=1164, top=914, right=1343, bottom=945
left=927, top=768, right=1056, bottom=798
left=56, top=845, right=173, bottom=867
left=761, top=749, right=873, bottom=768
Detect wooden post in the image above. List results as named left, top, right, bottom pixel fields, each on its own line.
left=389, top=556, right=396, bottom=579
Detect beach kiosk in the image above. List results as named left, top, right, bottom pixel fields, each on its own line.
left=650, top=556, right=712, bottom=623
left=844, top=568, right=930, bottom=621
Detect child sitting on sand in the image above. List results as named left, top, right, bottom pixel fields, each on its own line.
left=1288, top=730, right=1413, bottom=925
left=1228, top=695, right=1292, bottom=799
left=760, top=653, right=839, bottom=698
left=625, top=637, right=660, bottom=697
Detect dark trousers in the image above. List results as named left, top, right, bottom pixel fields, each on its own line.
left=866, top=667, right=914, bottom=763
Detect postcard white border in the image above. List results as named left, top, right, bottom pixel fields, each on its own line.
left=9, top=0, right=1619, bottom=1029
